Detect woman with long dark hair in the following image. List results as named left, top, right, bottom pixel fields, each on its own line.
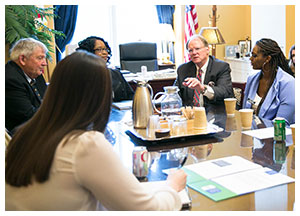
left=5, top=51, right=186, bottom=210
left=242, top=38, right=295, bottom=125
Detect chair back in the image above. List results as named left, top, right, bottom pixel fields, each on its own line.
left=119, top=42, right=158, bottom=73
left=232, top=82, right=246, bottom=110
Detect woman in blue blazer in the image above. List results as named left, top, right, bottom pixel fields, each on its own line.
left=242, top=38, right=295, bottom=125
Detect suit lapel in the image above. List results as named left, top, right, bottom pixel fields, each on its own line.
left=204, top=56, right=213, bottom=84
left=186, top=62, right=197, bottom=99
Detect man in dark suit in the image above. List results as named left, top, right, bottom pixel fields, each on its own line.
left=174, top=35, right=234, bottom=107
left=5, top=38, right=48, bottom=133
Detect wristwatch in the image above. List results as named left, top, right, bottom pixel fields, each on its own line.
left=201, top=86, right=207, bottom=94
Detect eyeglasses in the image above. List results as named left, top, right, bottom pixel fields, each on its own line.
left=188, top=47, right=206, bottom=54
left=94, top=48, right=109, bottom=53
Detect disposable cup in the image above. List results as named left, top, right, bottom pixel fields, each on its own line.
left=187, top=119, right=194, bottom=134
left=147, top=115, right=159, bottom=139
left=239, top=109, right=254, bottom=130
left=194, top=107, right=207, bottom=129
left=171, top=116, right=187, bottom=136
left=224, top=98, right=237, bottom=117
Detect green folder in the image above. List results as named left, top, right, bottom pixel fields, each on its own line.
left=182, top=167, right=237, bottom=202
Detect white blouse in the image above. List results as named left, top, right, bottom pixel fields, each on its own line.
left=5, top=131, right=181, bottom=210
left=252, top=94, right=262, bottom=114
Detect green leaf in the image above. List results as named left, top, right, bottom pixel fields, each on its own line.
left=5, top=5, right=65, bottom=61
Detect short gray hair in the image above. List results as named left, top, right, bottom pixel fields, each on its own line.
left=9, top=38, right=48, bottom=61
left=186, top=35, right=209, bottom=50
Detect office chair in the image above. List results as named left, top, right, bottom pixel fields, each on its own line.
left=232, top=82, right=246, bottom=110
left=119, top=42, right=158, bottom=73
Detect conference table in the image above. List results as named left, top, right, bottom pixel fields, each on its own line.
left=106, top=103, right=295, bottom=211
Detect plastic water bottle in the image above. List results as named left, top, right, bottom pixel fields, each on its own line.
left=141, top=65, right=147, bottom=80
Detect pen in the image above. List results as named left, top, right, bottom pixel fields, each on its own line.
left=179, top=156, right=187, bottom=168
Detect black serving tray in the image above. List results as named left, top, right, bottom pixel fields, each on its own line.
left=125, top=122, right=224, bottom=149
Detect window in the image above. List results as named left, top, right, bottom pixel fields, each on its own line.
left=68, top=5, right=160, bottom=67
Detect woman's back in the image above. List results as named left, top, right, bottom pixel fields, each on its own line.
left=6, top=131, right=99, bottom=210
left=6, top=130, right=182, bottom=211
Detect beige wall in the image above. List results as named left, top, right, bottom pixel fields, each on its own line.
left=196, top=5, right=251, bottom=60
left=175, top=5, right=295, bottom=62
left=286, top=5, right=295, bottom=57
left=44, top=5, right=57, bottom=82
left=174, top=5, right=251, bottom=62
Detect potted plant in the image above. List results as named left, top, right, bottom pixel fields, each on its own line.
left=5, top=5, right=64, bottom=61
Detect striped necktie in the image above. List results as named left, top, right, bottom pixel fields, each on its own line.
left=30, top=79, right=42, bottom=103
left=193, top=69, right=202, bottom=107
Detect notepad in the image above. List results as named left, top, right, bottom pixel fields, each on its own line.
left=242, top=127, right=292, bottom=140
left=183, top=155, right=294, bottom=202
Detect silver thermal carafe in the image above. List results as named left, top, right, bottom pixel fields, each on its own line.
left=132, top=80, right=153, bottom=128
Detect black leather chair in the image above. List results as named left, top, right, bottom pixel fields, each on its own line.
left=119, top=42, right=158, bottom=73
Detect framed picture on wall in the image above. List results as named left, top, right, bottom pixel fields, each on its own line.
left=238, top=40, right=251, bottom=56
left=225, top=45, right=239, bottom=58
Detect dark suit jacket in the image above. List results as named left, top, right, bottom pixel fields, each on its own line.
left=110, top=68, right=134, bottom=102
left=174, top=56, right=234, bottom=106
left=5, top=61, right=47, bottom=132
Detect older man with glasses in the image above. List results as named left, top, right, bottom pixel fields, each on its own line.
left=174, top=35, right=234, bottom=107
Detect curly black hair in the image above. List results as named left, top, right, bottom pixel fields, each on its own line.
left=76, top=36, right=112, bottom=63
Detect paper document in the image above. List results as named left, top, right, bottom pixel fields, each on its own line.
left=183, top=155, right=294, bottom=202
left=213, top=167, right=294, bottom=195
left=184, top=155, right=261, bottom=179
left=112, top=100, right=132, bottom=110
left=242, top=127, right=292, bottom=140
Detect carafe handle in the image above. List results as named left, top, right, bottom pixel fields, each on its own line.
left=146, top=83, right=156, bottom=114
left=146, top=83, right=153, bottom=100
left=153, top=92, right=165, bottom=114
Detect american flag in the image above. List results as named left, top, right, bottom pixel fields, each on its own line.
left=184, top=5, right=199, bottom=62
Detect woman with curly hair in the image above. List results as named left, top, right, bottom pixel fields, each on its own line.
left=76, top=36, right=134, bottom=102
